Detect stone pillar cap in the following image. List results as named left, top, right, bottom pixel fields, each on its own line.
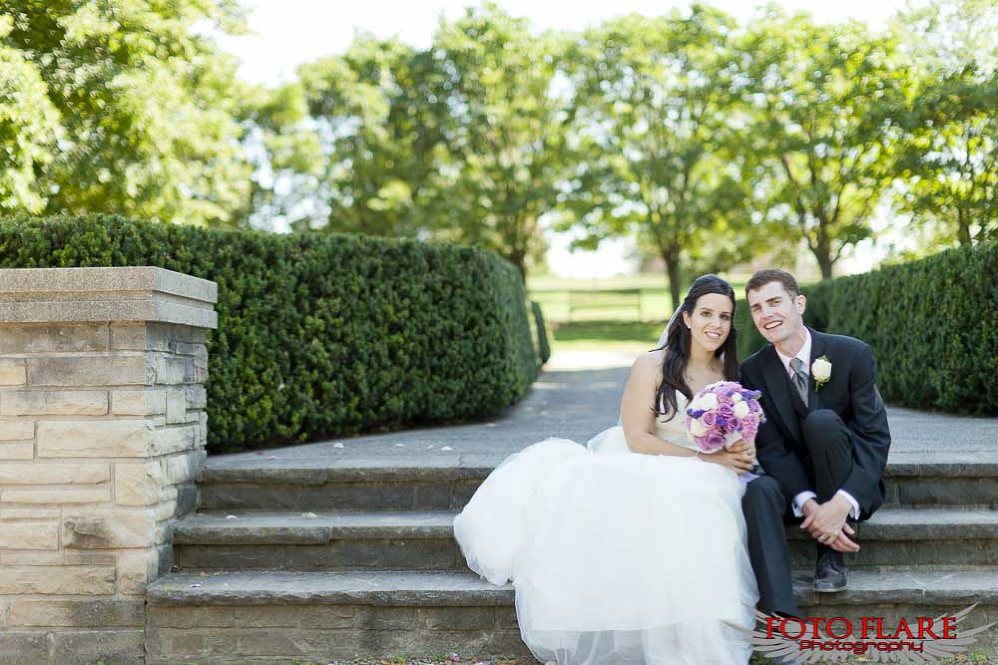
left=0, top=266, right=218, bottom=329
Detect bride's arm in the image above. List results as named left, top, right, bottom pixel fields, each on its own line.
left=620, top=352, right=697, bottom=457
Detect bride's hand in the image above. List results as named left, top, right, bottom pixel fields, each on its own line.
left=703, top=449, right=755, bottom=474
left=725, top=439, right=756, bottom=463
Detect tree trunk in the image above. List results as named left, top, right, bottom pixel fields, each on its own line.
left=813, top=229, right=834, bottom=280
left=664, top=251, right=682, bottom=313
left=508, top=248, right=527, bottom=282
left=816, top=252, right=834, bottom=280
left=957, top=207, right=971, bottom=246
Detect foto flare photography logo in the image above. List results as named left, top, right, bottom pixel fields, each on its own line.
left=749, top=605, right=995, bottom=663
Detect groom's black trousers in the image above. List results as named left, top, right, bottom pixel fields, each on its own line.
left=742, top=409, right=854, bottom=617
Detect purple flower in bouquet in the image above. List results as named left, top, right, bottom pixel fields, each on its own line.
left=683, top=381, right=766, bottom=454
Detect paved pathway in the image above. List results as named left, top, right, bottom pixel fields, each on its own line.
left=212, top=350, right=998, bottom=470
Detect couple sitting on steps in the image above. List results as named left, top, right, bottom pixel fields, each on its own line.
left=454, top=268, right=892, bottom=665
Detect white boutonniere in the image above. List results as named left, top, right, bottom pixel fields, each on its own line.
left=811, top=356, right=832, bottom=392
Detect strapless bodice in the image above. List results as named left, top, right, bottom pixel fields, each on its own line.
left=654, top=391, right=696, bottom=451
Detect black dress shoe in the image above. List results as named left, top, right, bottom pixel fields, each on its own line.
left=814, top=545, right=848, bottom=592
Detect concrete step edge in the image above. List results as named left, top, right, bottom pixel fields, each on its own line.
left=173, top=508, right=998, bottom=545
left=148, top=569, right=998, bottom=607
left=203, top=453, right=998, bottom=484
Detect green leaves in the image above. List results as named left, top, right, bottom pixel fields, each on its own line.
left=3, top=0, right=253, bottom=227
left=735, top=9, right=913, bottom=278
left=561, top=7, right=753, bottom=305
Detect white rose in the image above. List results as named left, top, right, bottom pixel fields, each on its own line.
left=731, top=392, right=743, bottom=403
left=689, top=417, right=708, bottom=437
left=812, top=357, right=833, bottom=383
left=733, top=401, right=750, bottom=418
left=699, top=393, right=719, bottom=410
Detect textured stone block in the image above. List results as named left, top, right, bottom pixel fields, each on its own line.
left=51, top=628, right=145, bottom=663
left=233, top=606, right=301, bottom=628
left=27, top=354, right=149, bottom=387
left=0, top=359, right=26, bottom=386
left=185, top=385, right=207, bottom=409
left=297, top=605, right=357, bottom=630
left=63, top=509, right=156, bottom=549
left=0, top=508, right=60, bottom=521
left=0, top=566, right=115, bottom=594
left=162, top=452, right=202, bottom=486
left=0, top=521, right=59, bottom=550
left=110, top=323, right=153, bottom=352
left=153, top=355, right=196, bottom=385
left=1, top=390, right=108, bottom=416
left=1, top=486, right=111, bottom=504
left=0, top=462, right=108, bottom=485
left=165, top=389, right=187, bottom=424
left=114, top=463, right=159, bottom=507
left=111, top=389, right=167, bottom=416
left=10, top=599, right=145, bottom=627
left=0, top=421, right=34, bottom=441
left=113, top=322, right=209, bottom=353
left=147, top=605, right=235, bottom=629
left=116, top=548, right=162, bottom=595
left=0, top=630, right=52, bottom=662
left=0, top=323, right=109, bottom=354
left=37, top=420, right=150, bottom=458
left=0, top=443, right=34, bottom=460
left=150, top=425, right=198, bottom=456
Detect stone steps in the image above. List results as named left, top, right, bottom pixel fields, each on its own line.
left=173, top=511, right=462, bottom=572
left=142, top=451, right=998, bottom=663
left=146, top=569, right=998, bottom=663
left=200, top=454, right=998, bottom=512
left=171, top=507, right=998, bottom=572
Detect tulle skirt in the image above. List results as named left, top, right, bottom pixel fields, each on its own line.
left=453, top=427, right=759, bottom=665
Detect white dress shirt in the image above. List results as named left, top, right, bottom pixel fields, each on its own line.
left=775, top=329, right=860, bottom=520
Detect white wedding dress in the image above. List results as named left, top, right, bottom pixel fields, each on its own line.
left=453, top=392, right=758, bottom=665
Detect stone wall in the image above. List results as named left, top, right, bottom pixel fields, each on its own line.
left=0, top=267, right=217, bottom=663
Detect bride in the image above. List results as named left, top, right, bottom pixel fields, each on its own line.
left=453, top=274, right=760, bottom=665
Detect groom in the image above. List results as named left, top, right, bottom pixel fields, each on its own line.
left=739, top=269, right=891, bottom=619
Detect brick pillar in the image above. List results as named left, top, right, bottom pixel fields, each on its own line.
left=0, top=267, right=217, bottom=663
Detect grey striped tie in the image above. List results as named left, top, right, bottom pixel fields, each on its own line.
left=790, top=357, right=809, bottom=406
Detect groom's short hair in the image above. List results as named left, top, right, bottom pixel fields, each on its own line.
left=746, top=269, right=800, bottom=298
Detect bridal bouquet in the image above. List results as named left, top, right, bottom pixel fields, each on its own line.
left=684, top=381, right=765, bottom=454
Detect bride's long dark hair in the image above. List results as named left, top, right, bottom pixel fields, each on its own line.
left=654, top=274, right=739, bottom=420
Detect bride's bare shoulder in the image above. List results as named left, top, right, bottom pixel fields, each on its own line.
left=630, top=348, right=667, bottom=375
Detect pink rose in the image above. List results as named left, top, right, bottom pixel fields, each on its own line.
left=717, top=403, right=734, bottom=418
left=701, top=411, right=718, bottom=427
left=704, top=431, right=726, bottom=452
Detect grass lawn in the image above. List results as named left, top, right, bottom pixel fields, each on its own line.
left=550, top=320, right=667, bottom=355
left=528, top=272, right=750, bottom=324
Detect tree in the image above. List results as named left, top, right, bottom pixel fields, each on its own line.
left=891, top=0, right=996, bottom=248
left=4, top=0, right=254, bottom=227
left=290, top=36, right=448, bottom=237
left=428, top=4, right=574, bottom=278
left=0, top=14, right=60, bottom=213
left=736, top=9, right=912, bottom=279
left=561, top=6, right=754, bottom=307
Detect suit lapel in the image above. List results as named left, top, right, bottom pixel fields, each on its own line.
left=760, top=346, right=803, bottom=444
left=807, top=327, right=827, bottom=412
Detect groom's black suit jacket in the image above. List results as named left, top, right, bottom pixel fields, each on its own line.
left=740, top=327, right=892, bottom=520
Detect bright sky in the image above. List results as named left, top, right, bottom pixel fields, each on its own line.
left=216, top=0, right=912, bottom=278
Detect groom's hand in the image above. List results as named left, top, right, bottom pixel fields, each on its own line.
left=801, top=495, right=860, bottom=553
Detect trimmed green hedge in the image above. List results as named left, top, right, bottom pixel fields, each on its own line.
left=530, top=301, right=551, bottom=366
left=0, top=215, right=539, bottom=451
left=734, top=242, right=997, bottom=415
left=735, top=298, right=766, bottom=361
